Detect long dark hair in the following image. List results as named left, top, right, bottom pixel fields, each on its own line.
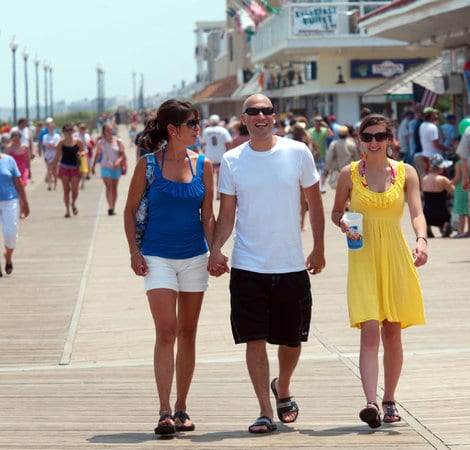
left=138, top=99, right=199, bottom=152
left=359, top=113, right=392, bottom=136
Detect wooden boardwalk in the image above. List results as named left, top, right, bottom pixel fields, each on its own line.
left=1, top=126, right=469, bottom=449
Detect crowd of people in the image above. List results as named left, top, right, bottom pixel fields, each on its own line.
left=1, top=98, right=469, bottom=437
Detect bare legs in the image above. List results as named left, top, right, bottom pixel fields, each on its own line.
left=359, top=320, right=403, bottom=412
left=60, top=175, right=80, bottom=217
left=102, top=177, right=119, bottom=214
left=147, top=289, right=203, bottom=420
left=246, top=340, right=301, bottom=431
left=46, top=162, right=57, bottom=190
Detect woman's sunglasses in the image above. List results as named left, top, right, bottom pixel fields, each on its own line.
left=244, top=107, right=274, bottom=116
left=184, top=119, right=200, bottom=130
left=360, top=132, right=389, bottom=143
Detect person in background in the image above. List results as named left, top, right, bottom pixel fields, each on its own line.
left=325, top=125, right=360, bottom=190
left=53, top=124, right=84, bottom=218
left=75, top=123, right=92, bottom=189
left=398, top=110, right=414, bottom=163
left=331, top=113, right=427, bottom=429
left=123, top=99, right=215, bottom=436
left=0, top=151, right=30, bottom=276
left=440, top=114, right=459, bottom=151
left=329, top=114, right=340, bottom=141
left=227, top=120, right=250, bottom=149
left=290, top=122, right=318, bottom=231
left=10, top=118, right=34, bottom=181
left=308, top=116, right=334, bottom=193
left=451, top=156, right=469, bottom=238
left=42, top=121, right=61, bottom=191
left=91, top=124, right=126, bottom=216
left=419, top=107, right=452, bottom=175
left=421, top=154, right=454, bottom=238
left=6, top=130, right=30, bottom=186
left=38, top=118, right=59, bottom=185
left=201, top=114, right=232, bottom=199
left=208, top=94, right=325, bottom=434
left=456, top=124, right=470, bottom=191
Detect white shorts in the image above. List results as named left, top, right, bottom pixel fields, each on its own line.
left=0, top=198, right=19, bottom=248
left=144, top=253, right=209, bottom=292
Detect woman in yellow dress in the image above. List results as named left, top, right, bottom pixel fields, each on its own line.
left=331, top=114, right=428, bottom=428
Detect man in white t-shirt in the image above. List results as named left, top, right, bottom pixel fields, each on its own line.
left=419, top=107, right=452, bottom=174
left=201, top=114, right=232, bottom=198
left=207, top=94, right=325, bottom=434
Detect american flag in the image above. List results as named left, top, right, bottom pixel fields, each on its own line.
left=248, top=0, right=267, bottom=20
left=412, top=82, right=439, bottom=110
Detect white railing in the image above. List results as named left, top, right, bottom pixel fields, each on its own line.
left=251, top=1, right=392, bottom=59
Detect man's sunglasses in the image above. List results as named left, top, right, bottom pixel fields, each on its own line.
left=244, top=107, right=274, bottom=116
left=184, top=119, right=200, bottom=130
left=360, top=132, right=389, bottom=143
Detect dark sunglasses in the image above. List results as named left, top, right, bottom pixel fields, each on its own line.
left=244, top=107, right=274, bottom=116
left=63, top=128, right=73, bottom=132
left=183, top=119, right=200, bottom=130
left=360, top=132, right=389, bottom=143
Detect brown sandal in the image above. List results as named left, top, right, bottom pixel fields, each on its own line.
left=359, top=402, right=381, bottom=428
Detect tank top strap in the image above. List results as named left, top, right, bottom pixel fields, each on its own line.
left=196, top=154, right=205, bottom=178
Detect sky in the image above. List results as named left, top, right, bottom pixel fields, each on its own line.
left=0, top=0, right=226, bottom=114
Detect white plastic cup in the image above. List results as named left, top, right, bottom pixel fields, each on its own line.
left=343, top=212, right=363, bottom=250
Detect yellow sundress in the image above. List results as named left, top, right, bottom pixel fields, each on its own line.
left=347, top=160, right=425, bottom=329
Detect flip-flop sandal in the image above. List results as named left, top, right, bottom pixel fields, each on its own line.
left=174, top=411, right=195, bottom=432
left=154, top=413, right=176, bottom=436
left=382, top=401, right=401, bottom=423
left=359, top=402, right=382, bottom=428
left=248, top=415, right=277, bottom=433
left=5, top=261, right=13, bottom=275
left=271, top=377, right=299, bottom=423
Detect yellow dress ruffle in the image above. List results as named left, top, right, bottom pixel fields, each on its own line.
left=347, top=160, right=425, bottom=329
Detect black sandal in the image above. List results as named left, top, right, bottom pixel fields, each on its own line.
left=248, top=415, right=277, bottom=433
left=271, top=377, right=299, bottom=423
left=359, top=402, right=382, bottom=428
left=5, top=261, right=13, bottom=275
left=174, top=411, right=195, bottom=432
left=154, top=413, right=176, bottom=436
left=382, top=401, right=401, bottom=423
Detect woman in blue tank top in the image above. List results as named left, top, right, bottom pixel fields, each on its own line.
left=124, top=99, right=215, bottom=436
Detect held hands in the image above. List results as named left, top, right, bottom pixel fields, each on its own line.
left=207, top=250, right=230, bottom=277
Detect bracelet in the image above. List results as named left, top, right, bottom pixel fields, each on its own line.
left=338, top=215, right=343, bottom=227
left=416, top=236, right=428, bottom=244
left=130, top=250, right=141, bottom=257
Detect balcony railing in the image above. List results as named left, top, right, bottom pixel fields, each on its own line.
left=251, top=1, right=392, bottom=61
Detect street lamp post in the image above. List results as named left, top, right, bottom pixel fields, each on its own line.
left=132, top=72, right=136, bottom=110
left=43, top=62, right=49, bottom=118
left=23, top=48, right=30, bottom=120
left=49, top=65, right=53, bottom=117
left=10, top=37, right=18, bottom=123
left=96, top=65, right=105, bottom=120
left=34, top=56, right=40, bottom=121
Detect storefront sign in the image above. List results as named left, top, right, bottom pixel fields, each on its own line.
left=292, top=6, right=337, bottom=34
left=351, top=59, right=426, bottom=79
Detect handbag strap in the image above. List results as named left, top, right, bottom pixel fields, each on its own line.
left=145, top=152, right=156, bottom=186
